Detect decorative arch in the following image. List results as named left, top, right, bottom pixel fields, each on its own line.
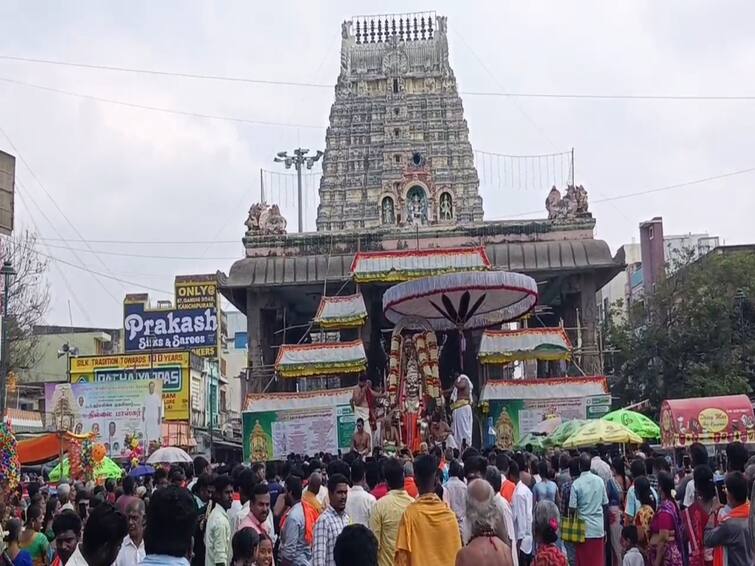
left=402, top=181, right=430, bottom=226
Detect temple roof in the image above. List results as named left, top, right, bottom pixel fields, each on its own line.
left=274, top=339, right=367, bottom=379
left=479, top=327, right=573, bottom=364
left=351, top=247, right=490, bottom=283
left=481, top=376, right=608, bottom=401
left=220, top=239, right=618, bottom=291
left=313, top=294, right=368, bottom=329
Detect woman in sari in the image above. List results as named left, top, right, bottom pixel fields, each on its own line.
left=18, top=507, right=48, bottom=566
left=682, top=465, right=715, bottom=566
left=633, top=476, right=656, bottom=555
left=648, top=472, right=684, bottom=566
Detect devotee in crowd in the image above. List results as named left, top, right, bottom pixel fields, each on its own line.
left=67, top=504, right=128, bottom=566
left=394, top=454, right=462, bottom=566
left=448, top=373, right=473, bottom=450
left=704, top=471, right=752, bottom=566
left=42, top=499, right=59, bottom=543
left=682, top=465, right=716, bottom=566
left=510, top=460, right=534, bottom=565
left=351, top=419, right=372, bottom=458
left=19, top=506, right=48, bottom=566
left=443, top=460, right=467, bottom=525
left=237, top=483, right=274, bottom=544
left=624, top=459, right=656, bottom=524
left=278, top=475, right=313, bottom=566
left=607, top=457, right=628, bottom=566
left=114, top=499, right=146, bottom=566
left=401, top=463, right=418, bottom=499
left=333, top=525, right=378, bottom=566
left=205, top=476, right=234, bottom=566
left=369, top=458, right=413, bottom=566
left=257, top=534, right=274, bottom=566
left=682, top=443, right=709, bottom=508
left=230, top=529, right=258, bottom=566
left=312, top=474, right=350, bottom=566
left=456, top=479, right=512, bottom=566
left=647, top=471, right=684, bottom=566
left=619, top=526, right=644, bottom=566
left=532, top=500, right=566, bottom=566
left=484, top=466, right=518, bottom=566
left=632, top=476, right=656, bottom=553
left=50, top=511, right=81, bottom=566
left=569, top=452, right=608, bottom=566
left=4, top=519, right=33, bottom=566
left=532, top=461, right=558, bottom=506
left=143, top=486, right=197, bottom=566
left=115, top=477, right=140, bottom=517
left=302, top=475, right=324, bottom=515
left=350, top=376, right=382, bottom=441
left=57, top=486, right=74, bottom=514
left=558, top=457, right=580, bottom=566
left=345, top=460, right=375, bottom=527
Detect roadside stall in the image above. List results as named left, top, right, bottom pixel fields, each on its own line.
left=660, top=394, right=755, bottom=448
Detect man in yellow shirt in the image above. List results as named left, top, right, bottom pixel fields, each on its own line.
left=369, top=458, right=415, bottom=566
left=394, top=455, right=462, bottom=566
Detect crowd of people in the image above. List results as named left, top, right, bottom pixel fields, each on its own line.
left=1, top=440, right=754, bottom=566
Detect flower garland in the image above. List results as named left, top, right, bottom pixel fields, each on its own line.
left=386, top=334, right=402, bottom=408
left=0, top=421, right=20, bottom=490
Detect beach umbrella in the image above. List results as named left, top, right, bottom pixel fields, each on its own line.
left=128, top=464, right=156, bottom=478
left=48, top=456, right=124, bottom=482
left=602, top=409, right=660, bottom=440
left=562, top=420, right=643, bottom=449
left=147, top=446, right=192, bottom=464
left=544, top=419, right=586, bottom=447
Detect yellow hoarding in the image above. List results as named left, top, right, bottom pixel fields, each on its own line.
left=69, top=352, right=190, bottom=421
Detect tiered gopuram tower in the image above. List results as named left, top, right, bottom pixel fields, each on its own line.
left=316, top=12, right=484, bottom=231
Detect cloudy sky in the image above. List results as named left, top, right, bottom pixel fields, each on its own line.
left=1, top=1, right=753, bottom=327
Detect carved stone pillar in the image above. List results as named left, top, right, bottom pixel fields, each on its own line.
left=579, top=274, right=601, bottom=375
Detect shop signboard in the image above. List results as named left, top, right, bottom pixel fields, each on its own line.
left=69, top=352, right=191, bottom=421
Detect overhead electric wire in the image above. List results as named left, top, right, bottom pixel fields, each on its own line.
left=3, top=53, right=755, bottom=101
left=0, top=76, right=325, bottom=129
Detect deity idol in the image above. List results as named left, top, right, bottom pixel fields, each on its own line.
left=250, top=420, right=270, bottom=462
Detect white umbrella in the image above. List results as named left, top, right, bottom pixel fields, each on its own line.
left=383, top=271, right=538, bottom=331
left=147, top=446, right=193, bottom=464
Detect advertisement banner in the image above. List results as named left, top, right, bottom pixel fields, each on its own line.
left=175, top=274, right=218, bottom=310
left=242, top=405, right=354, bottom=462
left=69, top=352, right=191, bottom=421
left=489, top=394, right=611, bottom=449
left=123, top=301, right=217, bottom=357
left=45, top=380, right=162, bottom=458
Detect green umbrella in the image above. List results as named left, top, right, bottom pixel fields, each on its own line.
left=544, top=419, right=587, bottom=447
left=49, top=457, right=124, bottom=482
left=516, top=432, right=546, bottom=452
left=602, top=409, right=660, bottom=440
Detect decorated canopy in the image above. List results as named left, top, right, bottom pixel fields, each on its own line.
left=482, top=376, right=608, bottom=401
left=383, top=270, right=538, bottom=331
left=479, top=327, right=572, bottom=364
left=49, top=456, right=123, bottom=482
left=351, top=247, right=491, bottom=284
left=274, top=339, right=367, bottom=379
left=243, top=387, right=353, bottom=413
left=602, top=409, right=660, bottom=440
left=313, top=294, right=367, bottom=329
left=660, top=394, right=755, bottom=448
left=17, top=431, right=94, bottom=466
left=562, top=419, right=643, bottom=448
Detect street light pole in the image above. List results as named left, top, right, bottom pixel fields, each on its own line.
left=273, top=148, right=323, bottom=233
left=0, top=260, right=16, bottom=418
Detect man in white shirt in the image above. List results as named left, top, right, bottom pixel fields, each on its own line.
left=206, top=475, right=234, bottom=566
left=509, top=461, right=533, bottom=565
left=345, top=460, right=376, bottom=526
left=115, top=499, right=145, bottom=566
left=590, top=448, right=612, bottom=485
left=443, top=460, right=468, bottom=525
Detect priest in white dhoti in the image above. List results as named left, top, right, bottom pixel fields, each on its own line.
left=350, top=375, right=383, bottom=440
left=450, top=373, right=473, bottom=449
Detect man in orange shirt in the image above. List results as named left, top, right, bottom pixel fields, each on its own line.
left=395, top=455, right=461, bottom=566
left=402, top=462, right=419, bottom=499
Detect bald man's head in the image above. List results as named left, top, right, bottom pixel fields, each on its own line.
left=308, top=472, right=322, bottom=494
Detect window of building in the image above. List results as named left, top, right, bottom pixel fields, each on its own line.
left=394, top=107, right=400, bottom=116
left=393, top=79, right=399, bottom=94
left=394, top=154, right=401, bottom=163
left=648, top=226, right=654, bottom=239
left=393, top=128, right=400, bottom=138
left=234, top=332, right=248, bottom=350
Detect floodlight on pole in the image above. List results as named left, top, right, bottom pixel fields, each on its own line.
left=273, top=148, right=323, bottom=232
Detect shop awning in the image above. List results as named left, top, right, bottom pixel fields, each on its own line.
left=660, top=395, right=755, bottom=448
left=243, top=387, right=354, bottom=412
left=479, top=328, right=572, bottom=364
left=274, top=340, right=367, bottom=379
left=482, top=376, right=608, bottom=401
left=314, top=294, right=367, bottom=329
left=350, top=247, right=490, bottom=283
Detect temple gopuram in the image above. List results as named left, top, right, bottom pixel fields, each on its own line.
left=219, top=12, right=621, bottom=455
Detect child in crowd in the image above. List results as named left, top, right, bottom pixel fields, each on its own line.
left=621, top=525, right=645, bottom=566
left=231, top=528, right=259, bottom=566
left=256, top=534, right=273, bottom=566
